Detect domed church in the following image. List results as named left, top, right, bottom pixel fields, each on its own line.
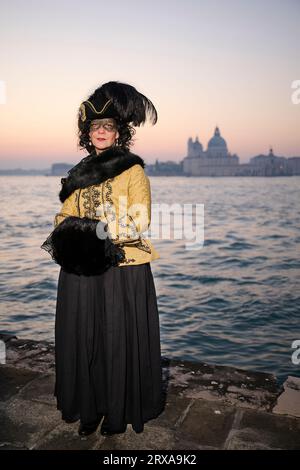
left=183, top=126, right=240, bottom=176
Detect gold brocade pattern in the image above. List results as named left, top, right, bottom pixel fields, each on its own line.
left=81, top=186, right=102, bottom=218
left=103, top=179, right=116, bottom=223
left=102, top=178, right=136, bottom=263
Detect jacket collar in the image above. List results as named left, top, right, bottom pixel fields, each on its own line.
left=59, top=145, right=145, bottom=203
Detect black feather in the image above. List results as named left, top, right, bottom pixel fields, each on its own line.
left=92, top=81, right=158, bottom=127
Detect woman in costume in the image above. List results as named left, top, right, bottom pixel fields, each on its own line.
left=41, top=81, right=164, bottom=436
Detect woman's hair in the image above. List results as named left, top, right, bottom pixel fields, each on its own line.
left=77, top=117, right=136, bottom=154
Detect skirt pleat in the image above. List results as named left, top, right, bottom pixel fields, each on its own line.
left=54, top=262, right=164, bottom=432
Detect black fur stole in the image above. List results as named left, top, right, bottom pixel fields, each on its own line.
left=59, top=146, right=145, bottom=203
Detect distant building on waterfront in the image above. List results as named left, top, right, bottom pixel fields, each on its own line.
left=248, top=148, right=289, bottom=176
left=182, top=126, right=300, bottom=177
left=146, top=159, right=183, bottom=176
left=50, top=163, right=73, bottom=176
left=183, top=126, right=240, bottom=176
left=287, top=156, right=300, bottom=175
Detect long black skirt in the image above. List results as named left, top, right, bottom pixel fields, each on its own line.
left=54, top=262, right=164, bottom=433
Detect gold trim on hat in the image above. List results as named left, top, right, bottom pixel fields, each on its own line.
left=86, top=99, right=112, bottom=114
left=79, top=98, right=113, bottom=122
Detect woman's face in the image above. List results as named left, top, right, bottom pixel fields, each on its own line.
left=89, top=118, right=120, bottom=154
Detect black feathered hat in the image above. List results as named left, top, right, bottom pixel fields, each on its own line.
left=78, top=81, right=158, bottom=128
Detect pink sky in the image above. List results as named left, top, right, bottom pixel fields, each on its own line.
left=0, top=0, right=299, bottom=169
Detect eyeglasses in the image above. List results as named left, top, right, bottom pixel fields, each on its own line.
left=90, top=120, right=118, bottom=132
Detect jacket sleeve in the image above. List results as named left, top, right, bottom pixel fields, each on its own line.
left=128, top=164, right=151, bottom=234
left=54, top=190, right=79, bottom=228
left=109, top=164, right=151, bottom=244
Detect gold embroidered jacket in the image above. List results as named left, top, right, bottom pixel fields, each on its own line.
left=54, top=163, right=160, bottom=267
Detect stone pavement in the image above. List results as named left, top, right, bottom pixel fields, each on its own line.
left=0, top=333, right=299, bottom=450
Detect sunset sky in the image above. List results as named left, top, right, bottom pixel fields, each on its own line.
left=0, top=0, right=299, bottom=169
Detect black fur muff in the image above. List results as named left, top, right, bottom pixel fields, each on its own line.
left=41, top=216, right=126, bottom=276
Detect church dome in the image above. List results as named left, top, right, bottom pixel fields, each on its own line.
left=208, top=126, right=227, bottom=149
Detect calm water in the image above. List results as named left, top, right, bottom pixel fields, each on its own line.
left=0, top=175, right=299, bottom=383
